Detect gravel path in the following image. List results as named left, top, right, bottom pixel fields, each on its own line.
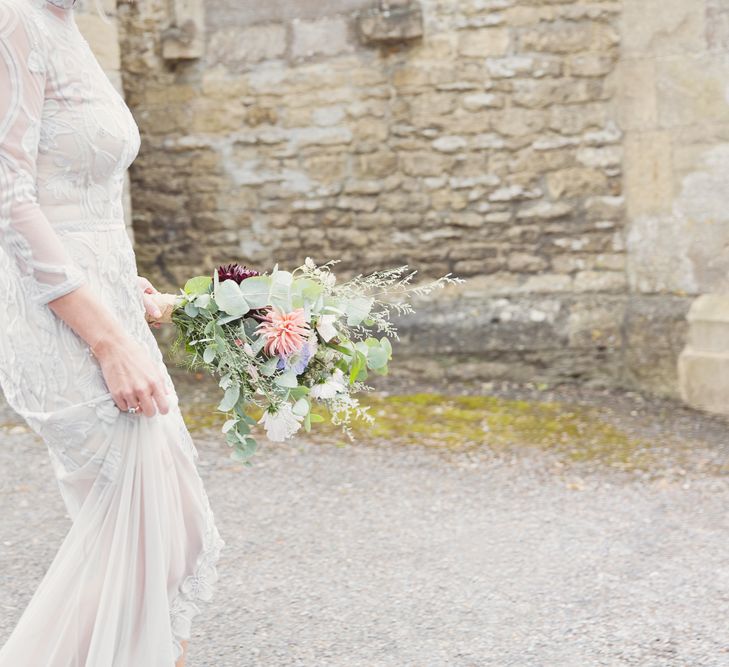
left=1, top=387, right=729, bottom=666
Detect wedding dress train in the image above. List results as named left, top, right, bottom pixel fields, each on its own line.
left=0, top=0, right=225, bottom=663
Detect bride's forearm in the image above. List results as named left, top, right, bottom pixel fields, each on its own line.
left=47, top=284, right=127, bottom=357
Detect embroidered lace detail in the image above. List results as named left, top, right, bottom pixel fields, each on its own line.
left=0, top=0, right=225, bottom=662
left=169, top=448, right=226, bottom=662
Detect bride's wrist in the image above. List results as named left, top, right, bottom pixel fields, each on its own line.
left=89, top=330, right=127, bottom=360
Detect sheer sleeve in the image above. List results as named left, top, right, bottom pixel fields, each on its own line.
left=0, top=3, right=86, bottom=305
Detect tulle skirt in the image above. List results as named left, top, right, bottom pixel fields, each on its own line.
left=0, top=390, right=225, bottom=666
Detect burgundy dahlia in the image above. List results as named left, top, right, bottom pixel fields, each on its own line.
left=214, top=263, right=260, bottom=284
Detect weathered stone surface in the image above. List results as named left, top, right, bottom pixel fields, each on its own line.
left=624, top=296, right=691, bottom=398
left=116, top=0, right=712, bottom=398
left=706, top=0, right=729, bottom=51
left=621, top=0, right=706, bottom=57
left=356, top=2, right=424, bottom=45
left=656, top=55, right=729, bottom=128
left=458, top=28, right=511, bottom=58
left=208, top=25, right=287, bottom=68
left=292, top=17, right=353, bottom=60
left=623, top=132, right=673, bottom=218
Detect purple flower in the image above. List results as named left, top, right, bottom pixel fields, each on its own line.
left=276, top=342, right=315, bottom=375
left=214, top=263, right=260, bottom=284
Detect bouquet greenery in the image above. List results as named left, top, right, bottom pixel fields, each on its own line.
left=148, top=258, right=463, bottom=462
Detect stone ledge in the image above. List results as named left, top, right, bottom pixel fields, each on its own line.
left=355, top=2, right=424, bottom=46
left=679, top=295, right=729, bottom=414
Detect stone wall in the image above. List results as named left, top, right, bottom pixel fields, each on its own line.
left=617, top=0, right=729, bottom=393
left=114, top=0, right=729, bottom=395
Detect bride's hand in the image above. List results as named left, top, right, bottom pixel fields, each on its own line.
left=92, top=332, right=171, bottom=416
left=137, top=275, right=162, bottom=329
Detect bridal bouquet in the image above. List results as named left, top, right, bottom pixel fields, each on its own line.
left=148, top=258, right=463, bottom=462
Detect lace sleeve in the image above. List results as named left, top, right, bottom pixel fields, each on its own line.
left=0, top=2, right=86, bottom=305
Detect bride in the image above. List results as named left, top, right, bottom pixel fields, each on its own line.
left=0, top=0, right=225, bottom=664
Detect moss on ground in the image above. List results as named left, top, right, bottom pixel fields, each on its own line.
left=182, top=391, right=654, bottom=471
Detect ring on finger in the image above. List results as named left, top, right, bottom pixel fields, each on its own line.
left=127, top=404, right=141, bottom=414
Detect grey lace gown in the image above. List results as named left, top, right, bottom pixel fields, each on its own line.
left=0, top=0, right=225, bottom=663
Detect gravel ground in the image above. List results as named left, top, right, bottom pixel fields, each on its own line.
left=1, top=382, right=729, bottom=666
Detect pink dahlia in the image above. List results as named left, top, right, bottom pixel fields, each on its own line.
left=255, top=306, right=311, bottom=358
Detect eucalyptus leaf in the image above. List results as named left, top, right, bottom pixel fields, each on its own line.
left=366, top=346, right=388, bottom=369
left=194, top=293, right=211, bottom=308
left=217, top=313, right=244, bottom=326
left=184, top=302, right=199, bottom=318
left=222, top=418, right=238, bottom=434
left=217, top=384, right=240, bottom=412
left=184, top=275, right=212, bottom=295
left=203, top=345, right=216, bottom=364
left=274, top=370, right=299, bottom=388
left=289, top=385, right=310, bottom=399
left=345, top=296, right=374, bottom=326
left=349, top=350, right=367, bottom=384
left=251, top=335, right=267, bottom=355
left=270, top=270, right=293, bottom=311
left=239, top=276, right=272, bottom=309
left=215, top=280, right=249, bottom=317
left=260, top=356, right=279, bottom=376
left=230, top=448, right=251, bottom=463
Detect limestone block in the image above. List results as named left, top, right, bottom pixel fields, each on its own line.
left=656, top=55, right=729, bottom=129
left=491, top=108, right=546, bottom=136
left=584, top=196, right=625, bottom=220
left=516, top=201, right=573, bottom=220
left=518, top=22, right=618, bottom=54
left=507, top=252, right=548, bottom=273
left=573, top=270, right=626, bottom=293
left=621, top=0, right=706, bottom=57
left=615, top=59, right=657, bottom=132
left=486, top=55, right=562, bottom=79
left=162, top=0, right=205, bottom=60
left=567, top=297, right=624, bottom=349
left=458, top=28, right=511, bottom=58
left=624, top=295, right=690, bottom=397
left=356, top=2, right=424, bottom=45
left=432, top=135, right=468, bottom=153
left=208, top=25, right=286, bottom=68
left=546, top=168, right=608, bottom=199
left=569, top=53, right=615, bottom=78
left=292, top=17, right=354, bottom=60
left=623, top=131, right=673, bottom=218
left=462, top=93, right=503, bottom=111
left=706, top=0, right=729, bottom=52
left=678, top=295, right=729, bottom=414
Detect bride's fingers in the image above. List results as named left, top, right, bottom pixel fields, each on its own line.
left=138, top=276, right=160, bottom=294
left=112, top=390, right=131, bottom=413
left=142, top=292, right=162, bottom=320
left=136, top=391, right=157, bottom=417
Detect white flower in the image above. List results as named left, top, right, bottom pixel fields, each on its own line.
left=310, top=368, right=348, bottom=400
left=257, top=402, right=304, bottom=442
left=316, top=314, right=338, bottom=342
